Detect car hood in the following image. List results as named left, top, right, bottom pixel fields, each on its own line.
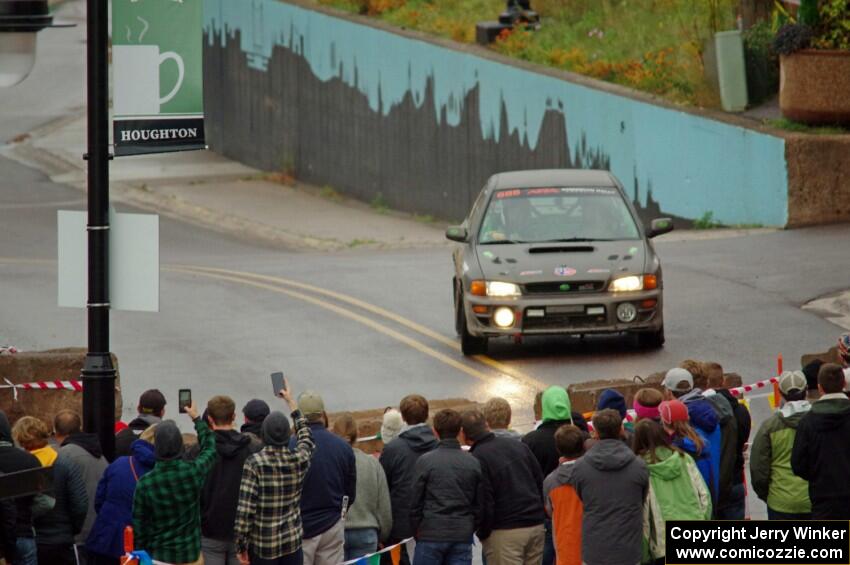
left=475, top=240, right=647, bottom=283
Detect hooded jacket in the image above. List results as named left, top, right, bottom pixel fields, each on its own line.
left=679, top=389, right=721, bottom=500
left=410, top=439, right=481, bottom=543
left=0, top=411, right=42, bottom=539
left=704, top=392, right=739, bottom=509
left=641, top=448, right=712, bottom=561
left=201, top=429, right=263, bottom=541
left=115, top=414, right=161, bottom=458
left=0, top=490, right=15, bottom=560
left=523, top=388, right=588, bottom=477
left=791, top=396, right=850, bottom=519
left=717, top=389, right=751, bottom=484
left=569, top=439, right=648, bottom=565
left=671, top=435, right=715, bottom=505
left=61, top=433, right=109, bottom=543
left=33, top=450, right=89, bottom=546
left=86, top=440, right=156, bottom=558
left=750, top=400, right=811, bottom=515
left=543, top=460, right=583, bottom=565
left=379, top=424, right=439, bottom=540
left=469, top=432, right=545, bottom=540
left=294, top=423, right=357, bottom=539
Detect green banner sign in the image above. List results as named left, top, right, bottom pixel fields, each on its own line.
left=112, top=0, right=204, bottom=156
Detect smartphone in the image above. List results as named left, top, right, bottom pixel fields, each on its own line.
left=178, top=389, right=192, bottom=413
left=271, top=372, right=285, bottom=397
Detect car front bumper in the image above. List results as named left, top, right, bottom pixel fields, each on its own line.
left=464, top=289, right=663, bottom=337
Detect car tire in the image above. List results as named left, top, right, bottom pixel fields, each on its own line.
left=637, top=326, right=665, bottom=349
left=458, top=298, right=488, bottom=355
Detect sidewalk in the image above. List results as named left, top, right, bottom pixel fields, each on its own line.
left=1, top=113, right=449, bottom=251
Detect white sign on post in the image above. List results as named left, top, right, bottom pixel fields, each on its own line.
left=58, top=210, right=160, bottom=312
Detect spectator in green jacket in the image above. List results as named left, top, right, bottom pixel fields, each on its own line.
left=133, top=402, right=216, bottom=565
left=332, top=413, right=392, bottom=560
left=633, top=419, right=711, bottom=565
left=750, top=371, right=812, bottom=520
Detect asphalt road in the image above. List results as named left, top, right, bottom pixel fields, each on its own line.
left=3, top=0, right=850, bottom=521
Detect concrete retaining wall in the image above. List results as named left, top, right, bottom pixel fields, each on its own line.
left=203, top=0, right=790, bottom=226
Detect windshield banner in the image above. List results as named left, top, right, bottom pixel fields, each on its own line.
left=112, top=0, right=205, bottom=156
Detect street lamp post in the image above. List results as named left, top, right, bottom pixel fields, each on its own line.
left=0, top=0, right=115, bottom=460
left=82, top=0, right=116, bottom=461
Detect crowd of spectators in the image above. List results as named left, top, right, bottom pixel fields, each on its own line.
left=1, top=334, right=849, bottom=565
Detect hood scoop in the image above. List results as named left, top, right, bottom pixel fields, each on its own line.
left=528, top=245, right=595, bottom=254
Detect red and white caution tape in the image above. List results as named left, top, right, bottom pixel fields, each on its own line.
left=1, top=378, right=83, bottom=401
left=726, top=377, right=779, bottom=397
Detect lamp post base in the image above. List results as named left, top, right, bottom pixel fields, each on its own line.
left=81, top=352, right=116, bottom=461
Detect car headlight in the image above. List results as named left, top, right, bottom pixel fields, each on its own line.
left=486, top=281, right=522, bottom=297
left=610, top=275, right=643, bottom=292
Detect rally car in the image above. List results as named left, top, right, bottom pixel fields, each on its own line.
left=446, top=169, right=673, bottom=355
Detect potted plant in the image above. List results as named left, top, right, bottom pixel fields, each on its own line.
left=773, top=0, right=850, bottom=125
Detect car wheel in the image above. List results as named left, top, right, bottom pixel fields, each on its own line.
left=637, top=326, right=665, bottom=349
left=458, top=298, right=488, bottom=355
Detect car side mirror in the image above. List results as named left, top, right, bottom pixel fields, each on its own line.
left=445, top=225, right=469, bottom=242
left=648, top=218, right=674, bottom=238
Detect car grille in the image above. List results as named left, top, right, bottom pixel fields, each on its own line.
left=523, top=312, right=608, bottom=330
left=523, top=281, right=605, bottom=294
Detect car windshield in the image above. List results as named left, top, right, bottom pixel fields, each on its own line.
left=478, top=187, right=640, bottom=244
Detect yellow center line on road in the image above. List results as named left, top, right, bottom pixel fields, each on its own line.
left=169, top=264, right=546, bottom=390
left=166, top=266, right=539, bottom=388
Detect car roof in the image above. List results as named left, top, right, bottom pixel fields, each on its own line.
left=489, top=169, right=617, bottom=190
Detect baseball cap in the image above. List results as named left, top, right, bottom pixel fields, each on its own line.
left=298, top=390, right=325, bottom=416
left=778, top=371, right=807, bottom=395
left=243, top=399, right=271, bottom=422
left=139, top=389, right=166, bottom=415
left=659, top=400, right=689, bottom=425
left=662, top=368, right=694, bottom=393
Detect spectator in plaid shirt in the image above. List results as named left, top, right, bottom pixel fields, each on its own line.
left=132, top=402, right=216, bottom=565
left=235, top=380, right=315, bottom=565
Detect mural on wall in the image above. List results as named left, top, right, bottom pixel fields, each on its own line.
left=203, top=0, right=789, bottom=226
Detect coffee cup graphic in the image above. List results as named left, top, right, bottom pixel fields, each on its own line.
left=113, top=45, right=184, bottom=115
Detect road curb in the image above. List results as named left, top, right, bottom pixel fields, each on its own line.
left=0, top=113, right=371, bottom=251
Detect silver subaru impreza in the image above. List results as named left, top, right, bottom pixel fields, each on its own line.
left=446, top=169, right=673, bottom=355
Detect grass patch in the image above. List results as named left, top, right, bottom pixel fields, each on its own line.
left=370, top=192, right=390, bottom=213
left=413, top=213, right=436, bottom=224
left=347, top=238, right=378, bottom=247
left=693, top=211, right=721, bottom=229
left=314, top=0, right=739, bottom=107
left=320, top=185, right=343, bottom=201
left=765, top=118, right=849, bottom=135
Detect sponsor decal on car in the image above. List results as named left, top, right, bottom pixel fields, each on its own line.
left=554, top=266, right=577, bottom=276
left=520, top=270, right=543, bottom=276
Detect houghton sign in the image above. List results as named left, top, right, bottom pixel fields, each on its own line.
left=112, top=0, right=205, bottom=156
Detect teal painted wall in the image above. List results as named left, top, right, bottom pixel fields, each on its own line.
left=204, top=0, right=789, bottom=226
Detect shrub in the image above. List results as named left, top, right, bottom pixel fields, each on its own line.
left=772, top=23, right=813, bottom=55
left=743, top=20, right=779, bottom=104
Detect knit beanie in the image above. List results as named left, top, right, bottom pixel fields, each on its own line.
left=262, top=411, right=292, bottom=447
left=597, top=389, right=627, bottom=420
left=154, top=421, right=184, bottom=461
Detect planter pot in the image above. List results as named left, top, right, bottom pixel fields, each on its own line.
left=780, top=49, right=850, bottom=125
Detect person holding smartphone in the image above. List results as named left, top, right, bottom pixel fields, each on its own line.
left=234, top=379, right=316, bottom=565
left=132, top=400, right=216, bottom=565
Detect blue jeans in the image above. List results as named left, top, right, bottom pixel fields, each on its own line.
left=13, top=537, right=37, bottom=565
left=345, top=528, right=378, bottom=561
left=768, top=508, right=812, bottom=520
left=715, top=483, right=746, bottom=520
left=542, top=518, right=555, bottom=565
left=413, top=541, right=471, bottom=565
